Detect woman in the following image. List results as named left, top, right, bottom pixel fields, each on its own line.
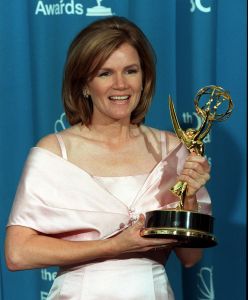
left=5, top=16, right=211, bottom=299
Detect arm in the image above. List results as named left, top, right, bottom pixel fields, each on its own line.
left=173, top=152, right=211, bottom=267
left=5, top=134, right=176, bottom=271
left=5, top=215, right=177, bottom=271
left=5, top=225, right=114, bottom=271
left=179, top=152, right=210, bottom=211
left=174, top=247, right=202, bottom=268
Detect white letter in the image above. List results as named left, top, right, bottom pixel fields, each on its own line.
left=203, top=133, right=211, bottom=144
left=195, top=0, right=211, bottom=13
left=190, top=0, right=196, bottom=13
left=60, top=0, right=65, bottom=14
left=35, top=1, right=46, bottom=15
left=193, top=112, right=202, bottom=130
left=45, top=4, right=55, bottom=15
left=75, top=3, right=84, bottom=15
left=65, top=0, right=75, bottom=14
left=54, top=4, right=60, bottom=15
left=54, top=113, right=66, bottom=133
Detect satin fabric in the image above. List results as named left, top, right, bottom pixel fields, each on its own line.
left=47, top=258, right=174, bottom=300
left=7, top=138, right=211, bottom=299
left=7, top=142, right=211, bottom=239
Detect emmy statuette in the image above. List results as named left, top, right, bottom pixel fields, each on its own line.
left=140, top=86, right=233, bottom=248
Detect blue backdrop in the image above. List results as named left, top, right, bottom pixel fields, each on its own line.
left=0, top=1, right=246, bottom=299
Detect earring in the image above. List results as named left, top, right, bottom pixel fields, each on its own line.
left=83, top=89, right=89, bottom=99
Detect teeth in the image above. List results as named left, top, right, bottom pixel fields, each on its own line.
left=109, top=96, right=129, bottom=100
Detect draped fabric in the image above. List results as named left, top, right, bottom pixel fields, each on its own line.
left=7, top=139, right=211, bottom=300
left=0, top=1, right=246, bottom=300
left=6, top=142, right=211, bottom=237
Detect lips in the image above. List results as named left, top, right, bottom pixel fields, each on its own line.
left=109, top=95, right=130, bottom=101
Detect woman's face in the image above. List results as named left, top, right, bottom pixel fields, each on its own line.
left=86, top=43, right=143, bottom=124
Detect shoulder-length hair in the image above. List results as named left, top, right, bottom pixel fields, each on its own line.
left=62, top=16, right=156, bottom=126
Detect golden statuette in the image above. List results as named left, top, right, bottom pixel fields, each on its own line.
left=169, top=85, right=233, bottom=210
left=141, top=85, right=233, bottom=248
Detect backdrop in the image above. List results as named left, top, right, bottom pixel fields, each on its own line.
left=0, top=1, right=246, bottom=299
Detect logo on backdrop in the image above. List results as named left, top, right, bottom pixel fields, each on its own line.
left=86, top=0, right=113, bottom=16
left=54, top=112, right=67, bottom=132
left=40, top=268, right=57, bottom=299
left=190, top=0, right=212, bottom=13
left=35, top=0, right=114, bottom=16
left=197, top=266, right=215, bottom=300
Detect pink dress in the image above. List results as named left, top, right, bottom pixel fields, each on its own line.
left=7, top=132, right=211, bottom=299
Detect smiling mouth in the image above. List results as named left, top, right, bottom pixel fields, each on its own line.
left=109, top=95, right=130, bottom=101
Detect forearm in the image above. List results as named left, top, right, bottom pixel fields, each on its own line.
left=176, top=196, right=202, bottom=267
left=5, top=215, right=181, bottom=271
left=174, top=247, right=203, bottom=268
left=5, top=227, right=116, bottom=271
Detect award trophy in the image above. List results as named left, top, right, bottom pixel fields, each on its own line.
left=141, top=86, right=233, bottom=248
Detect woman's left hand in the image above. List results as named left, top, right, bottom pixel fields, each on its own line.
left=178, top=152, right=210, bottom=207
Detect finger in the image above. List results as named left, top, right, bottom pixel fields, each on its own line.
left=186, top=155, right=210, bottom=172
left=178, top=174, right=207, bottom=191
left=133, top=214, right=145, bottom=229
left=181, top=167, right=210, bottom=185
left=180, top=168, right=210, bottom=182
left=143, top=238, right=178, bottom=246
left=186, top=153, right=207, bottom=163
left=178, top=173, right=209, bottom=197
left=153, top=241, right=180, bottom=249
left=127, top=242, right=179, bottom=253
left=184, top=158, right=210, bottom=174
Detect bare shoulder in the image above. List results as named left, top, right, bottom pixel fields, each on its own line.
left=139, top=125, right=161, bottom=140
left=165, top=131, right=181, bottom=152
left=35, top=126, right=79, bottom=157
left=141, top=125, right=180, bottom=152
left=139, top=125, right=161, bottom=150
left=35, top=133, right=61, bottom=156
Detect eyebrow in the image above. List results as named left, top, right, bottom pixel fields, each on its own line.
left=98, top=64, right=140, bottom=71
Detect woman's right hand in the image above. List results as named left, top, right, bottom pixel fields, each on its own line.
left=110, top=214, right=178, bottom=255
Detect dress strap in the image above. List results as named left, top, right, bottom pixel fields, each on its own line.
left=55, top=134, right=68, bottom=160
left=160, top=131, right=167, bottom=159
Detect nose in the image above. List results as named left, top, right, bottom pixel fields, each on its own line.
left=112, top=73, right=128, bottom=90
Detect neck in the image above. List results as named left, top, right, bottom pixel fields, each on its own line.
left=78, top=121, right=140, bottom=146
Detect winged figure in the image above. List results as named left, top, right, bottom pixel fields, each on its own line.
left=168, top=96, right=213, bottom=156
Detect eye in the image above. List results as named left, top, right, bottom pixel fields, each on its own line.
left=126, top=68, right=138, bottom=74
left=98, top=71, right=111, bottom=77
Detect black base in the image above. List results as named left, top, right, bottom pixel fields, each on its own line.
left=140, top=209, right=217, bottom=248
